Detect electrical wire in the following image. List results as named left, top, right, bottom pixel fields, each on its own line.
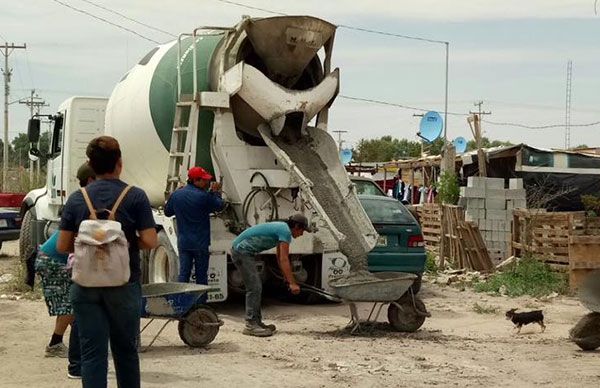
left=211, top=0, right=447, bottom=44
left=46, top=0, right=600, bottom=131
left=482, top=119, right=600, bottom=129
left=49, top=0, right=161, bottom=44
left=24, top=48, right=35, bottom=89
left=77, top=0, right=177, bottom=37
left=338, top=95, right=468, bottom=116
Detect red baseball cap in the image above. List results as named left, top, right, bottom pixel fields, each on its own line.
left=188, top=166, right=213, bottom=181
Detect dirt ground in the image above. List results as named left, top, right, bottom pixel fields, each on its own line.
left=1, top=241, right=598, bottom=388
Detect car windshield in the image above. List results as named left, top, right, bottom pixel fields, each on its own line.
left=352, top=180, right=385, bottom=196
left=359, top=198, right=415, bottom=224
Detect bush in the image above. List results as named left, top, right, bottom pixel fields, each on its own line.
left=474, top=258, right=568, bottom=297
left=437, top=171, right=459, bottom=205
left=425, top=252, right=438, bottom=274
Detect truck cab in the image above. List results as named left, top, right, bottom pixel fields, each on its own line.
left=19, top=97, right=107, bottom=260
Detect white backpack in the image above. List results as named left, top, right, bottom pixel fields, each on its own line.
left=71, top=186, right=133, bottom=287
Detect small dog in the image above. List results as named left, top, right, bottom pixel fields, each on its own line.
left=505, top=308, right=546, bottom=334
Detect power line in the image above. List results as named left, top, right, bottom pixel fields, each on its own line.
left=338, top=95, right=467, bottom=116
left=45, top=0, right=600, bottom=132
left=24, top=48, right=35, bottom=88
left=77, top=0, right=177, bottom=37
left=211, top=0, right=286, bottom=16
left=482, top=119, right=600, bottom=129
left=211, top=0, right=447, bottom=44
left=49, top=0, right=161, bottom=44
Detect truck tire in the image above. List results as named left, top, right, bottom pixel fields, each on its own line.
left=19, top=210, right=34, bottom=262
left=148, top=230, right=179, bottom=283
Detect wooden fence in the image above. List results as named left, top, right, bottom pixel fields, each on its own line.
left=416, top=203, right=494, bottom=271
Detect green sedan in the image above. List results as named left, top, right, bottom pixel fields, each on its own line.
left=358, top=194, right=427, bottom=293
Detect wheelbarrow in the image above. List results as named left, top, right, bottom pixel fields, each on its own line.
left=140, top=283, right=223, bottom=349
left=303, top=272, right=431, bottom=334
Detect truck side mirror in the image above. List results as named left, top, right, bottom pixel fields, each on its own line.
left=27, top=119, right=41, bottom=143
left=29, top=147, right=41, bottom=162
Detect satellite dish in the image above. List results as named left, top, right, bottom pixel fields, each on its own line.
left=339, top=148, right=353, bottom=165
left=453, top=137, right=468, bottom=154
left=417, top=111, right=443, bottom=143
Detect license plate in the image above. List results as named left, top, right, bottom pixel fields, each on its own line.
left=0, top=219, right=7, bottom=228
left=377, top=235, right=387, bottom=247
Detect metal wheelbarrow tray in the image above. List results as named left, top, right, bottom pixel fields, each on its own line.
left=311, top=272, right=430, bottom=334
left=140, top=283, right=223, bottom=349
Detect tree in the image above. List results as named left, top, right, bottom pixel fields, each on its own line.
left=10, top=132, right=51, bottom=168
left=466, top=137, right=513, bottom=152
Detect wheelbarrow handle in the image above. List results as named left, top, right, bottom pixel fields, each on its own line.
left=300, top=283, right=342, bottom=303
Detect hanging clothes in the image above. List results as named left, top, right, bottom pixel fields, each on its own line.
left=402, top=184, right=411, bottom=204
left=419, top=186, right=427, bottom=204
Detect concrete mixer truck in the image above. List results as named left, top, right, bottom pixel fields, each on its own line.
left=20, top=15, right=378, bottom=303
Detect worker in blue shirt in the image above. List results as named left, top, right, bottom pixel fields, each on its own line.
left=165, top=167, right=224, bottom=294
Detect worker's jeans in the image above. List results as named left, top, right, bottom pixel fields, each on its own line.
left=178, top=249, right=210, bottom=303
left=70, top=282, right=141, bottom=388
left=231, top=249, right=262, bottom=323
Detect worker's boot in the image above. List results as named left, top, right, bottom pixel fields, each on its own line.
left=243, top=321, right=274, bottom=337
left=258, top=321, right=277, bottom=332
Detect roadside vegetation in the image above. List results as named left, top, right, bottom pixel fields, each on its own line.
left=473, top=258, right=568, bottom=298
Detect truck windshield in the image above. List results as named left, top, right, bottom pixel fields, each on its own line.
left=359, top=198, right=415, bottom=224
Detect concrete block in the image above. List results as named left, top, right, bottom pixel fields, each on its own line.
left=467, top=176, right=488, bottom=188
left=506, top=200, right=515, bottom=210
left=460, top=187, right=485, bottom=198
left=486, top=189, right=506, bottom=200
left=509, top=178, right=524, bottom=190
left=484, top=177, right=505, bottom=189
left=467, top=198, right=485, bottom=209
left=486, top=209, right=507, bottom=220
left=505, top=189, right=526, bottom=200
left=466, top=208, right=483, bottom=219
left=511, top=199, right=527, bottom=209
left=486, top=198, right=506, bottom=210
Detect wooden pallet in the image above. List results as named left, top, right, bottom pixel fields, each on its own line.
left=569, top=235, right=600, bottom=291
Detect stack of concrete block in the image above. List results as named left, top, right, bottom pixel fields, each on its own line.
left=459, top=177, right=527, bottom=263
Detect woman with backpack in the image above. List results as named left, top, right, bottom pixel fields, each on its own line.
left=58, top=136, right=157, bottom=388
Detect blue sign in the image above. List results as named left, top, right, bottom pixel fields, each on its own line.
left=340, top=148, right=353, bottom=165
left=418, top=111, right=443, bottom=143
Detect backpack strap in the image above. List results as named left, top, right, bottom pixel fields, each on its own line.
left=109, top=185, right=133, bottom=221
left=80, top=188, right=98, bottom=220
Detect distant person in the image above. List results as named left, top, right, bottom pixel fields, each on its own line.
left=164, top=166, right=224, bottom=297
left=57, top=136, right=157, bottom=388
left=231, top=214, right=311, bottom=337
left=35, top=162, right=96, bottom=380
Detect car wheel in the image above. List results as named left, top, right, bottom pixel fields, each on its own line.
left=19, top=210, right=34, bottom=262
left=148, top=230, right=179, bottom=283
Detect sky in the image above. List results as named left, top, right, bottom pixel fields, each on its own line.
left=1, top=0, right=599, bottom=151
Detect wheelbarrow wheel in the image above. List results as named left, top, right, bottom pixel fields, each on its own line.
left=178, top=305, right=220, bottom=348
left=387, top=295, right=427, bottom=333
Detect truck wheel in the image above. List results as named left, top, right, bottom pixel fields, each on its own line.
left=178, top=305, right=221, bottom=347
left=148, top=231, right=179, bottom=283
left=19, top=210, right=34, bottom=262
left=387, top=294, right=427, bottom=332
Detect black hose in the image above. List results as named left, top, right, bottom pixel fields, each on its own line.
left=242, top=172, right=279, bottom=226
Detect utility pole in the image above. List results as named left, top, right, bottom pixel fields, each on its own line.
left=19, top=90, right=47, bottom=185
left=1, top=42, right=27, bottom=191
left=332, top=130, right=347, bottom=152
left=468, top=101, right=492, bottom=177
left=565, top=60, right=573, bottom=150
